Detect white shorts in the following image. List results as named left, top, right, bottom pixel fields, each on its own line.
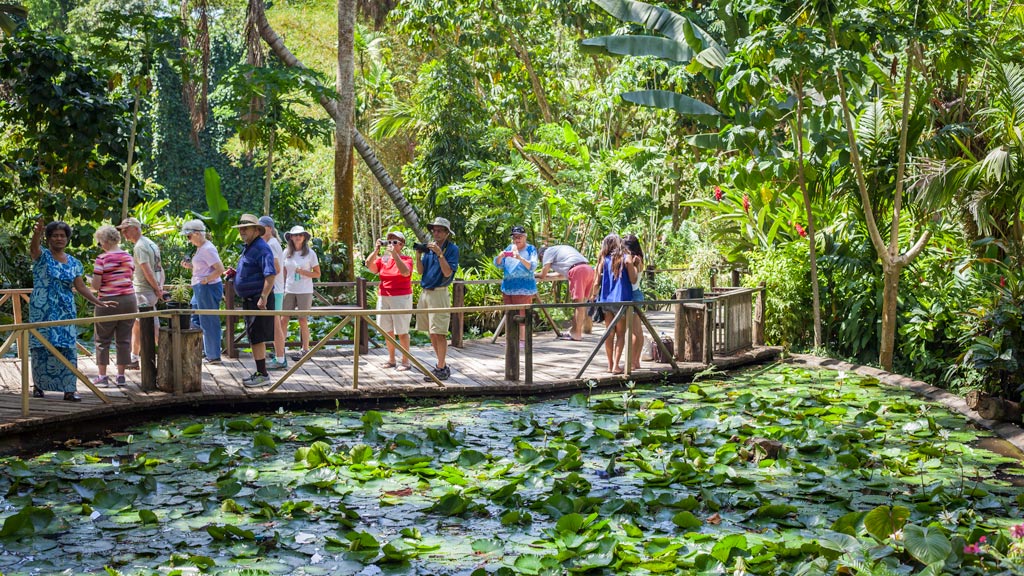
left=377, top=294, right=413, bottom=335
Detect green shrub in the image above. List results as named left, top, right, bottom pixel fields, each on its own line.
left=743, top=243, right=811, bottom=349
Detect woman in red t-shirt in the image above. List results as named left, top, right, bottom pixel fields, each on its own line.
left=92, top=224, right=138, bottom=385
left=365, top=231, right=414, bottom=370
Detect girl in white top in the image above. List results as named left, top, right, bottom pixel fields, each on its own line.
left=281, top=226, right=321, bottom=359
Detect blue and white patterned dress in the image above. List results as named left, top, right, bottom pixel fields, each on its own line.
left=29, top=249, right=83, bottom=392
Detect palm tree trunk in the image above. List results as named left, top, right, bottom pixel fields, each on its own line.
left=336, top=0, right=355, bottom=279
left=250, top=0, right=426, bottom=241
left=121, top=87, right=141, bottom=222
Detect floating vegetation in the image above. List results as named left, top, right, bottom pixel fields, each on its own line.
left=1, top=365, right=1023, bottom=574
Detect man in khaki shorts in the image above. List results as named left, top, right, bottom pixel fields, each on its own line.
left=415, top=217, right=460, bottom=381
left=117, top=217, right=164, bottom=365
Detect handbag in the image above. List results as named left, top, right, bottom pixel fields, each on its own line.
left=587, top=302, right=605, bottom=322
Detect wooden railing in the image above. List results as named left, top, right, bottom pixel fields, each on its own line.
left=0, top=284, right=767, bottom=416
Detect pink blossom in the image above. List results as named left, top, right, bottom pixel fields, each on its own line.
left=742, top=195, right=751, bottom=213
left=794, top=222, right=807, bottom=238
left=1011, top=524, right=1024, bottom=539
left=714, top=186, right=724, bottom=202
left=1000, top=276, right=1007, bottom=287
left=964, top=543, right=981, bottom=554
left=979, top=535, right=987, bottom=544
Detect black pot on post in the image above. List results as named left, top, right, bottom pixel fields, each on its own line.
left=162, top=301, right=192, bottom=330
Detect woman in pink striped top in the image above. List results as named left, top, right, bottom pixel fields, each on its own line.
left=92, top=225, right=138, bottom=385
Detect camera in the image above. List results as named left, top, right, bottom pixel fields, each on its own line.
left=413, top=242, right=430, bottom=252
left=377, top=239, right=388, bottom=247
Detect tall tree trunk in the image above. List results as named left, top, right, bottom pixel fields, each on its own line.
left=793, top=81, right=822, bottom=349
left=830, top=29, right=930, bottom=371
left=121, top=86, right=141, bottom=222
left=263, top=127, right=275, bottom=215
left=336, top=0, right=356, bottom=280
left=250, top=0, right=426, bottom=241
left=508, top=34, right=553, bottom=124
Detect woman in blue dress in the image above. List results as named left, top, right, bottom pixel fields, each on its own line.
left=30, top=219, right=114, bottom=402
left=591, top=233, right=635, bottom=374
left=623, top=234, right=646, bottom=370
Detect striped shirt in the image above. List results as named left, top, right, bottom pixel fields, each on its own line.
left=93, top=250, right=135, bottom=298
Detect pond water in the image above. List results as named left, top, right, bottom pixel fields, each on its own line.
left=1, top=365, right=1022, bottom=575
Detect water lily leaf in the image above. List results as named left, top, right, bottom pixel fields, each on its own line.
left=138, top=509, right=158, bottom=525
left=423, top=491, right=474, bottom=516
left=501, top=509, right=533, bottom=526
left=864, top=505, right=910, bottom=541
left=301, top=467, right=338, bottom=488
left=149, top=428, right=172, bottom=442
left=93, top=489, right=133, bottom=511
left=710, top=533, right=747, bottom=563
left=903, top=524, right=951, bottom=564
left=181, top=423, right=205, bottom=436
left=672, top=511, right=702, bottom=529
left=253, top=432, right=278, bottom=453
left=471, top=538, right=504, bottom=554
left=755, top=504, right=797, bottom=518
left=457, top=449, right=487, bottom=467
left=0, top=505, right=60, bottom=537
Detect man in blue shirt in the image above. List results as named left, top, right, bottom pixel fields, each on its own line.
left=232, top=214, right=278, bottom=387
left=415, top=217, right=459, bottom=381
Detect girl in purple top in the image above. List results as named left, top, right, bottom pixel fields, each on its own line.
left=591, top=234, right=635, bottom=374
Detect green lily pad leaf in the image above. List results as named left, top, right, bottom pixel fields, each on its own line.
left=149, top=428, right=172, bottom=442
left=301, top=467, right=338, bottom=488
left=423, top=491, right=474, bottom=516
left=710, top=533, right=747, bottom=563
left=501, top=509, right=532, bottom=526
left=671, top=511, right=702, bottom=529
left=92, top=489, right=133, bottom=511
left=903, top=524, right=951, bottom=564
left=471, top=538, right=504, bottom=554
left=253, top=432, right=278, bottom=453
left=457, top=449, right=487, bottom=467
left=864, top=505, right=910, bottom=541
left=0, top=505, right=60, bottom=537
left=555, top=513, right=588, bottom=534
left=181, top=423, right=205, bottom=436
left=138, top=509, right=158, bottom=525
left=755, top=504, right=797, bottom=518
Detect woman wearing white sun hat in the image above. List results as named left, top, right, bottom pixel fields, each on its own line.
left=281, top=225, right=321, bottom=362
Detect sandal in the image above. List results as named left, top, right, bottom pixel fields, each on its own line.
left=397, top=364, right=411, bottom=372
left=381, top=361, right=397, bottom=369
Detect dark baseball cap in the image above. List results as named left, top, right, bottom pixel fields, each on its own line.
left=510, top=225, right=526, bottom=236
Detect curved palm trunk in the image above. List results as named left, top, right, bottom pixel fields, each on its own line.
left=251, top=0, right=426, bottom=241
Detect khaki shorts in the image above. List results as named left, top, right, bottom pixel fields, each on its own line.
left=377, top=294, right=413, bottom=335
left=136, top=290, right=160, bottom=308
left=416, top=288, right=450, bottom=335
left=282, top=292, right=314, bottom=310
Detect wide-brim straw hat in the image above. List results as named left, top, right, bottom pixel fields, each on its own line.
left=426, top=217, right=454, bottom=236
left=232, top=213, right=265, bottom=234
left=285, top=225, right=310, bottom=241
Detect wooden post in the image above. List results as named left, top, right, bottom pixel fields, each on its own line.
left=225, top=280, right=237, bottom=358
left=673, top=289, right=686, bottom=361
left=731, top=269, right=741, bottom=287
left=356, top=277, right=369, bottom=354
left=353, top=315, right=361, bottom=389
left=504, top=310, right=519, bottom=382
left=624, top=304, right=634, bottom=376
left=702, top=301, right=714, bottom=364
left=171, top=319, right=183, bottom=396
left=139, top=306, right=157, bottom=391
left=710, top=272, right=717, bottom=290
left=10, top=294, right=29, bottom=415
left=524, top=308, right=533, bottom=384
left=451, top=281, right=465, bottom=348
left=682, top=304, right=704, bottom=362
left=753, top=281, right=766, bottom=346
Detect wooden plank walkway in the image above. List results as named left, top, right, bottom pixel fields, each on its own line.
left=0, top=311, right=781, bottom=444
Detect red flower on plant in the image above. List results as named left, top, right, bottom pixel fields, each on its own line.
left=979, top=536, right=987, bottom=544
left=964, top=543, right=982, bottom=554
left=1000, top=276, right=1007, bottom=287
left=713, top=186, right=724, bottom=202
left=1012, top=524, right=1024, bottom=539
left=742, top=194, right=751, bottom=213
left=794, top=222, right=807, bottom=238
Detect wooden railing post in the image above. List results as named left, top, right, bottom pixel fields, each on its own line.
left=524, top=307, right=533, bottom=384
left=702, top=301, right=715, bottom=364
left=673, top=289, right=686, bottom=361
left=624, top=304, right=634, bottom=376
left=20, top=328, right=29, bottom=416
left=356, top=277, right=369, bottom=354
left=451, top=281, right=465, bottom=348
left=504, top=310, right=519, bottom=382
left=731, top=269, right=741, bottom=287
left=139, top=306, right=157, bottom=391
left=224, top=280, right=237, bottom=358
left=753, top=281, right=766, bottom=346
left=171, top=316, right=184, bottom=396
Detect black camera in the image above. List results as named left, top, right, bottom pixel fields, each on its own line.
left=413, top=242, right=429, bottom=252
left=377, top=239, right=388, bottom=247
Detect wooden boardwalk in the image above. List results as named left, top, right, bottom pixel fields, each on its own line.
left=0, top=311, right=781, bottom=449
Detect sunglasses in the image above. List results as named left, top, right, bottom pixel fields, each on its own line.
left=387, top=240, right=403, bottom=245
